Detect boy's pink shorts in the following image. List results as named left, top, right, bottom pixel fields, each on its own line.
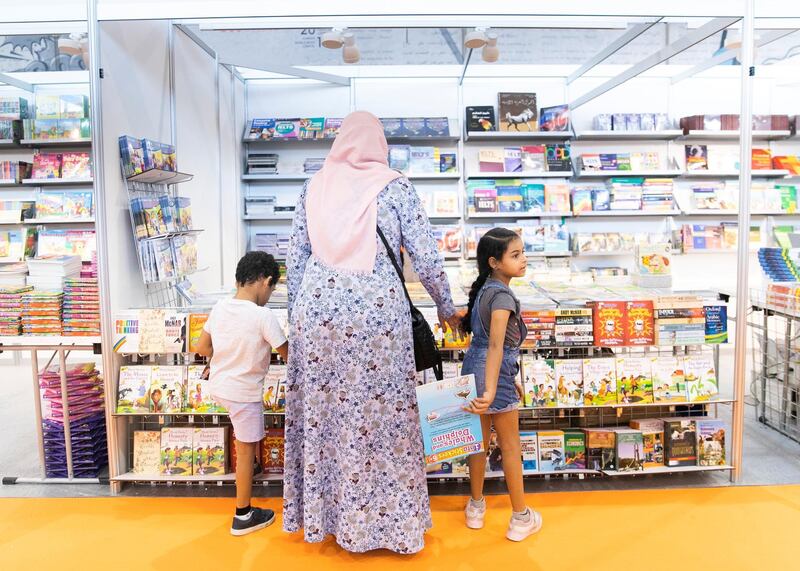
left=211, top=396, right=265, bottom=443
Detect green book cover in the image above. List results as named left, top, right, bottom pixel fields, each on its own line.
left=563, top=430, right=586, bottom=470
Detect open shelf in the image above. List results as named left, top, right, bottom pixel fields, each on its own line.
left=22, top=178, right=94, bottom=186
left=0, top=179, right=24, bottom=188
left=466, top=171, right=571, bottom=179
left=575, top=170, right=683, bottom=179
left=112, top=472, right=284, bottom=483
left=602, top=465, right=733, bottom=477
left=681, top=169, right=789, bottom=179
left=127, top=169, right=193, bottom=184
left=518, top=398, right=734, bottom=411
left=464, top=131, right=572, bottom=142
left=243, top=173, right=308, bottom=181
left=407, top=172, right=461, bottom=180
left=138, top=229, right=203, bottom=241
left=680, top=210, right=790, bottom=216
left=0, top=139, right=19, bottom=148
left=243, top=214, right=295, bottom=221
left=386, top=135, right=461, bottom=144
left=574, top=210, right=680, bottom=217
left=20, top=138, right=92, bottom=147
left=23, top=217, right=95, bottom=225
left=0, top=335, right=101, bottom=346
left=574, top=130, right=683, bottom=141
left=466, top=211, right=572, bottom=219
left=679, top=130, right=790, bottom=141
left=575, top=250, right=634, bottom=257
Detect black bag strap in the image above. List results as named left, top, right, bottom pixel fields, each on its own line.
left=376, top=226, right=413, bottom=306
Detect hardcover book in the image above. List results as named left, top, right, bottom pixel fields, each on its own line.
left=498, top=92, right=537, bottom=131
left=582, top=357, right=617, bottom=406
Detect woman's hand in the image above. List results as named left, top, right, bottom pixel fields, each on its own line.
left=463, top=391, right=495, bottom=415
left=439, top=308, right=467, bottom=341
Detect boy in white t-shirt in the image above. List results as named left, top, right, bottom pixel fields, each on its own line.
left=196, top=251, right=288, bottom=536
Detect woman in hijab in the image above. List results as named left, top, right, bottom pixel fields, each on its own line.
left=283, top=111, right=463, bottom=554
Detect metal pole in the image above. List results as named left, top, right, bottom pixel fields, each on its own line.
left=29, top=349, right=45, bottom=478
left=731, top=0, right=754, bottom=483
left=57, top=348, right=74, bottom=479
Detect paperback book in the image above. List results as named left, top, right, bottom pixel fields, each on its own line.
left=582, top=357, right=617, bottom=406
left=498, top=92, right=537, bottom=132
left=160, top=427, right=194, bottom=475
left=192, top=427, right=228, bottom=475
left=629, top=419, right=664, bottom=469
left=615, top=356, right=654, bottom=404
left=537, top=430, right=565, bottom=471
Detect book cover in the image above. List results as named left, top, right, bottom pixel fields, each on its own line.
left=545, top=184, right=570, bottom=212
left=132, top=430, right=161, bottom=475
left=263, top=364, right=287, bottom=412
left=192, top=427, right=228, bottom=475
left=478, top=149, right=504, bottom=172
left=161, top=143, right=177, bottom=171
left=116, top=365, right=152, bottom=413
left=388, top=145, right=411, bottom=171
left=416, top=374, right=485, bottom=464
left=142, top=139, right=164, bottom=171
left=625, top=300, right=655, bottom=345
left=186, top=364, right=226, bottom=413
left=424, top=117, right=450, bottom=136
left=697, top=419, right=726, bottom=466
left=187, top=313, right=208, bottom=353
left=539, top=104, right=570, bottom=132
left=592, top=188, right=611, bottom=210
left=262, top=428, right=285, bottom=475
left=380, top=118, right=405, bottom=137
left=582, top=357, right=617, bottom=406
left=629, top=419, right=664, bottom=468
left=175, top=197, right=193, bottom=231
left=410, top=147, right=436, bottom=174
left=685, top=144, right=709, bottom=171
left=60, top=152, right=91, bottom=179
left=439, top=153, right=457, bottom=173
left=616, top=429, right=645, bottom=472
left=554, top=359, right=583, bottom=407
left=498, top=92, right=537, bottom=131
left=704, top=305, right=728, bottom=344
left=752, top=148, right=772, bottom=170
left=466, top=106, right=495, bottom=132
left=651, top=356, right=687, bottom=403
left=60, top=93, right=89, bottom=119
left=537, top=430, right=565, bottom=471
left=273, top=118, right=300, bottom=139
left=520, top=145, right=546, bottom=171
left=562, top=430, right=586, bottom=470
left=592, top=301, right=627, bottom=346
left=35, top=94, right=60, bottom=120
left=663, top=419, right=697, bottom=467
left=474, top=187, right=497, bottom=213
left=298, top=117, right=325, bottom=140
left=522, top=358, right=557, bottom=407
left=63, top=191, right=93, bottom=219
left=522, top=183, right=545, bottom=212
left=402, top=118, right=427, bottom=137
left=152, top=238, right=176, bottom=281
left=684, top=354, right=718, bottom=401
left=148, top=365, right=185, bottom=413
left=496, top=185, right=524, bottom=213
left=585, top=429, right=616, bottom=470
left=520, top=431, right=539, bottom=473
left=503, top=147, right=522, bottom=172
left=160, top=427, right=193, bottom=475
left=248, top=118, right=276, bottom=140
left=546, top=144, right=572, bottom=172
left=615, top=356, right=654, bottom=404
left=318, top=117, right=342, bottom=139
left=32, top=152, right=62, bottom=179
left=433, top=191, right=458, bottom=216
left=571, top=188, right=593, bottom=214
left=35, top=192, right=65, bottom=219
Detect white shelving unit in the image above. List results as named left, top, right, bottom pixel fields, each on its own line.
left=681, top=169, right=789, bottom=179
left=22, top=178, right=94, bottom=186
left=466, top=171, right=571, bottom=179
left=574, top=130, right=684, bottom=141
left=464, top=130, right=571, bottom=142
left=19, top=138, right=92, bottom=147
left=574, top=210, right=680, bottom=217
left=574, top=170, right=684, bottom=178
left=679, top=130, right=791, bottom=141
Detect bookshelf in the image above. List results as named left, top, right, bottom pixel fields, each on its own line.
left=574, top=170, right=683, bottom=179
left=574, top=130, right=683, bottom=141
left=466, top=171, right=571, bottom=179
left=20, top=138, right=92, bottom=147
left=22, top=178, right=94, bottom=186
left=464, top=130, right=571, bottom=142
left=681, top=169, right=790, bottom=179
left=679, top=130, right=790, bottom=141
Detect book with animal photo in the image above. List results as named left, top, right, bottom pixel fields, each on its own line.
left=554, top=359, right=583, bottom=407
left=498, top=92, right=538, bottom=132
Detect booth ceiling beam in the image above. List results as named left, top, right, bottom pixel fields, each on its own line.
left=439, top=28, right=464, bottom=65
left=567, top=19, right=662, bottom=84
left=0, top=72, right=33, bottom=93
left=174, top=23, right=217, bottom=59
left=569, top=16, right=740, bottom=109
left=219, top=57, right=351, bottom=85
left=670, top=28, right=798, bottom=83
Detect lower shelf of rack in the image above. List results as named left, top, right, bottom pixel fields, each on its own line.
left=112, top=472, right=284, bottom=483
left=602, top=465, right=733, bottom=476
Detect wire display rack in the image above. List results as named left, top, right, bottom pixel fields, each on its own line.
left=748, top=288, right=800, bottom=443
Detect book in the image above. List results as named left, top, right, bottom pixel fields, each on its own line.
left=503, top=147, right=522, bottom=172
left=263, top=364, right=287, bottom=412
left=116, top=365, right=152, bottom=414
left=161, top=143, right=177, bottom=171
left=685, top=144, right=709, bottom=171
left=474, top=187, right=497, bottom=213
left=466, top=106, right=495, bottom=132
left=562, top=430, right=586, bottom=470
left=175, top=197, right=192, bottom=231
left=35, top=94, right=61, bottom=119
left=615, top=429, right=645, bottom=472
left=410, top=147, right=436, bottom=173
left=546, top=144, right=572, bottom=172
left=58, top=94, right=88, bottom=118
left=539, top=104, right=570, bottom=132
left=520, top=431, right=538, bottom=473
left=615, top=356, right=654, bottom=404
left=571, top=188, right=593, bottom=214
left=651, top=356, right=687, bottom=402
left=625, top=300, right=655, bottom=345
left=697, top=419, right=726, bottom=466
left=522, top=183, right=545, bottom=212
left=132, top=431, right=161, bottom=475
left=663, top=419, right=697, bottom=467
left=298, top=117, right=325, bottom=139
left=592, top=301, right=626, bottom=346
left=187, top=313, right=208, bottom=353
left=247, top=118, right=276, bottom=140
left=192, top=427, right=228, bottom=475
left=401, top=118, right=426, bottom=137
left=478, top=149, right=504, bottom=172
left=142, top=139, right=164, bottom=170
left=439, top=153, right=457, bottom=173
left=585, top=429, right=616, bottom=470
left=545, top=184, right=570, bottom=212
left=186, top=364, right=226, bottom=413
left=629, top=419, right=664, bottom=469
left=388, top=145, right=411, bottom=171
left=424, top=117, right=450, bottom=136
left=537, top=430, right=565, bottom=471
left=523, top=358, right=557, bottom=407
left=273, top=118, right=300, bottom=139
left=380, top=118, right=405, bottom=137
left=684, top=354, right=718, bottom=402
left=60, top=152, right=91, bottom=179
left=554, top=359, right=583, bottom=407
left=148, top=365, right=185, bottom=414
left=704, top=305, right=728, bottom=344
left=498, top=92, right=537, bottom=131
left=160, top=427, right=194, bottom=475
left=521, top=145, right=546, bottom=171
left=262, top=428, right=285, bottom=475
left=496, top=185, right=524, bottom=213
left=32, top=152, right=61, bottom=179
left=582, top=357, right=617, bottom=406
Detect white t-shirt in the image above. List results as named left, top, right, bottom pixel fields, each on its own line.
left=203, top=298, right=287, bottom=403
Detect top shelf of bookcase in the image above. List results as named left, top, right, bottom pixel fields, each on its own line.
left=678, top=130, right=791, bottom=141
left=573, top=130, right=683, bottom=141
left=464, top=131, right=571, bottom=142
left=20, top=138, right=92, bottom=147
left=126, top=169, right=194, bottom=184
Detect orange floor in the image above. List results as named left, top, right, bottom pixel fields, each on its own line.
left=1, top=485, right=798, bottom=570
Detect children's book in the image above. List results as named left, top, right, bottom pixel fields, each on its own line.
left=520, top=431, right=539, bottom=473
left=592, top=300, right=627, bottom=347
left=697, top=419, right=726, bottom=466
left=35, top=192, right=66, bottom=219
left=116, top=365, right=152, bottom=413
left=498, top=92, right=537, bottom=131
left=60, top=152, right=91, bottom=179
left=685, top=144, right=708, bottom=171
left=615, top=356, right=654, bottom=404
left=119, top=135, right=144, bottom=177
left=629, top=419, right=664, bottom=468
left=263, top=364, right=287, bottom=412
left=142, top=139, right=164, bottom=171
left=615, top=429, right=645, bottom=472
left=585, top=429, right=616, bottom=471
left=35, top=94, right=60, bottom=119
left=148, top=365, right=186, bottom=413
left=562, top=430, right=586, bottom=470
left=161, top=143, right=177, bottom=171
left=625, top=300, right=655, bottom=345
left=132, top=430, right=161, bottom=474
left=545, top=183, right=570, bottom=212
left=554, top=359, right=583, bottom=407
left=485, top=428, right=504, bottom=477
left=186, top=364, right=226, bottom=413
left=152, top=238, right=176, bottom=281
left=192, top=427, right=228, bottom=476
left=160, top=427, right=194, bottom=475
left=32, top=152, right=61, bottom=179
left=187, top=313, right=209, bottom=353
left=571, top=188, right=593, bottom=214
left=537, top=430, right=565, bottom=471
left=684, top=354, right=719, bottom=401
left=262, top=428, right=285, bottom=475
left=523, top=358, right=557, bottom=407
left=62, top=191, right=93, bottom=219
left=663, top=419, right=697, bottom=467
left=651, top=356, right=687, bottom=402
left=582, top=357, right=617, bottom=406
left=175, top=197, right=192, bottom=231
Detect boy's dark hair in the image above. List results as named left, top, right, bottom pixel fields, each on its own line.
left=236, top=251, right=280, bottom=286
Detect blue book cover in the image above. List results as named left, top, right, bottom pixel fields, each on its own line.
left=497, top=185, right=524, bottom=213
left=523, top=183, right=545, bottom=212
left=159, top=196, right=176, bottom=233
left=592, top=188, right=611, bottom=210
left=381, top=118, right=406, bottom=137
left=402, top=118, right=426, bottom=137
left=248, top=118, right=275, bottom=140
left=704, top=305, right=728, bottom=344
left=416, top=374, right=484, bottom=465
left=423, top=117, right=450, bottom=136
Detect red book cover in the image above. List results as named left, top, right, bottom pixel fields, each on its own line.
left=752, top=148, right=772, bottom=170
left=592, top=301, right=627, bottom=347
left=261, top=428, right=285, bottom=475
left=625, top=300, right=655, bottom=345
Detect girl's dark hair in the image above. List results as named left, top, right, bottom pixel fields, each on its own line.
left=461, top=227, right=521, bottom=334
left=236, top=251, right=281, bottom=287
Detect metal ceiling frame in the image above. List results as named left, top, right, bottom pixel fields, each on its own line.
left=0, top=72, right=34, bottom=92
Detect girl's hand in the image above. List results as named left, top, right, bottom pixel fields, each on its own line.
left=463, top=391, right=494, bottom=415
left=439, top=309, right=467, bottom=342
left=515, top=382, right=524, bottom=401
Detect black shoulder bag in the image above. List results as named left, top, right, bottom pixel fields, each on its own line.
left=377, top=226, right=444, bottom=381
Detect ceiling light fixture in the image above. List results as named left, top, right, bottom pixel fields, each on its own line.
left=481, top=31, right=499, bottom=63
left=342, top=32, right=360, bottom=64
left=321, top=28, right=345, bottom=49
left=464, top=27, right=488, bottom=49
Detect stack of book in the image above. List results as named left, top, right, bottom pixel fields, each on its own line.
left=758, top=248, right=800, bottom=281
left=0, top=285, right=32, bottom=335
left=608, top=178, right=643, bottom=210
left=0, top=262, right=28, bottom=288
left=62, top=277, right=100, bottom=337
left=303, top=158, right=325, bottom=174
left=21, top=290, right=63, bottom=335
left=593, top=113, right=672, bottom=131
left=641, top=178, right=675, bottom=211
left=26, top=255, right=82, bottom=290
left=246, top=153, right=279, bottom=175
left=254, top=232, right=290, bottom=260
left=39, top=362, right=107, bottom=478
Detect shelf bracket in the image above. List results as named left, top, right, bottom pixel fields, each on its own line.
left=567, top=19, right=663, bottom=85
left=570, top=17, right=740, bottom=109
left=0, top=72, right=33, bottom=93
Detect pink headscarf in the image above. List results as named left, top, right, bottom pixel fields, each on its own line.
left=306, top=111, right=402, bottom=272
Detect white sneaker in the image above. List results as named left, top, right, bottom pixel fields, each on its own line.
left=506, top=508, right=543, bottom=542
left=465, top=498, right=486, bottom=529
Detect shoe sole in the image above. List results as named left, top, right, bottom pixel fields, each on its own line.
left=466, top=518, right=484, bottom=530
left=230, top=512, right=276, bottom=536
left=506, top=513, right=543, bottom=542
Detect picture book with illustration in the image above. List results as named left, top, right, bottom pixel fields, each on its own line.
left=262, top=428, right=285, bottom=475
left=615, top=356, right=654, bottom=404
left=697, top=419, right=726, bottom=466
left=651, top=356, right=687, bottom=402
left=132, top=430, right=161, bottom=475
left=684, top=354, right=719, bottom=402
left=147, top=365, right=185, bottom=414
left=160, top=427, right=193, bottom=475
left=192, top=427, right=229, bottom=476
left=582, top=357, right=617, bottom=406
left=554, top=359, right=583, bottom=407
left=186, top=364, right=226, bottom=413
left=116, top=365, right=152, bottom=413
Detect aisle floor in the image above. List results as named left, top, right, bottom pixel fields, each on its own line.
left=0, top=485, right=798, bottom=570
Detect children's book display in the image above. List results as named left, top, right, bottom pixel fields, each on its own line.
left=0, top=160, right=31, bottom=183
left=245, top=117, right=450, bottom=140
left=119, top=135, right=177, bottom=177
left=30, top=151, right=92, bottom=180
left=35, top=191, right=93, bottom=220
left=21, top=93, right=90, bottom=141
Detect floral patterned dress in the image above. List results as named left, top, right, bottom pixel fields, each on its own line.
left=283, top=177, right=456, bottom=554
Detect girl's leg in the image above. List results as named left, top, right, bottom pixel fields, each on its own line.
left=467, top=414, right=494, bottom=501
left=492, top=409, right=526, bottom=512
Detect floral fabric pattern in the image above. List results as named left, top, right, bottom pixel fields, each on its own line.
left=283, top=177, right=456, bottom=554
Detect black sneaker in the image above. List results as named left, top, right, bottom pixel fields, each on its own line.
left=230, top=507, right=275, bottom=536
